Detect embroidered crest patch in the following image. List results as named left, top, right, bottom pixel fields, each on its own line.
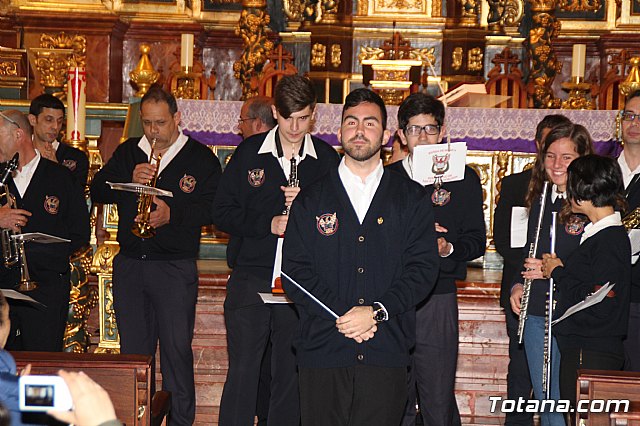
left=62, top=159, right=77, bottom=171
left=565, top=214, right=586, bottom=235
left=431, top=188, right=451, bottom=206
left=179, top=174, right=196, bottom=193
left=248, top=169, right=265, bottom=187
left=44, top=195, right=60, bottom=215
left=316, top=213, right=338, bottom=236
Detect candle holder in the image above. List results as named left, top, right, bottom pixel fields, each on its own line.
left=620, top=57, right=640, bottom=97
left=129, top=44, right=159, bottom=97
left=561, top=80, right=595, bottom=110
left=170, top=66, right=204, bottom=100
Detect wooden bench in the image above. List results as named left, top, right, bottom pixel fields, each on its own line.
left=577, top=370, right=640, bottom=426
left=11, top=352, right=169, bottom=426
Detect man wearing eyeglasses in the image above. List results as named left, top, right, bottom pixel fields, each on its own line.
left=619, top=90, right=640, bottom=372
left=386, top=93, right=486, bottom=426
left=238, top=96, right=277, bottom=140
left=0, top=110, right=89, bottom=352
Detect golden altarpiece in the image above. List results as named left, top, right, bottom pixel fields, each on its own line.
left=2, top=0, right=640, bottom=421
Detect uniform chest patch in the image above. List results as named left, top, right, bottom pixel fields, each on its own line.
left=179, top=174, right=196, bottom=193
left=44, top=195, right=60, bottom=215
left=248, top=169, right=265, bottom=187
left=565, top=214, right=586, bottom=235
left=316, top=212, right=338, bottom=236
left=62, top=159, right=77, bottom=171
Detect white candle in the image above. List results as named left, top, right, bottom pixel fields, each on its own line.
left=572, top=44, right=586, bottom=79
left=180, top=34, right=194, bottom=69
left=66, top=67, right=86, bottom=142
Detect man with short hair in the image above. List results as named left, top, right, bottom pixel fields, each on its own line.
left=238, top=96, right=276, bottom=139
left=214, top=75, right=339, bottom=425
left=28, top=94, right=89, bottom=188
left=90, top=87, right=222, bottom=425
left=282, top=88, right=439, bottom=425
left=493, top=114, right=571, bottom=425
left=0, top=109, right=89, bottom=352
left=619, top=90, right=640, bottom=372
left=388, top=93, right=486, bottom=426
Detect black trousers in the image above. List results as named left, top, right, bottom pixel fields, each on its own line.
left=624, top=301, right=640, bottom=371
left=558, top=344, right=624, bottom=405
left=112, top=255, right=198, bottom=426
left=219, top=268, right=300, bottom=426
left=504, top=303, right=534, bottom=425
left=6, top=271, right=70, bottom=352
left=402, top=292, right=461, bottom=426
left=299, top=365, right=407, bottom=426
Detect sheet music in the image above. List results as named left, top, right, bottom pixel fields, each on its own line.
left=510, top=206, right=529, bottom=248
left=551, top=282, right=615, bottom=325
left=12, top=233, right=70, bottom=244
left=106, top=181, right=173, bottom=198
left=0, top=289, right=45, bottom=306
left=411, top=142, right=467, bottom=186
left=258, top=292, right=293, bottom=304
left=271, top=237, right=284, bottom=289
left=629, top=229, right=640, bottom=264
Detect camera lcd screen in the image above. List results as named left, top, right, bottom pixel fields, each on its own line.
left=24, top=384, right=55, bottom=407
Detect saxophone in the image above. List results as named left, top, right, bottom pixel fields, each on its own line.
left=622, top=207, right=640, bottom=231
left=273, top=154, right=299, bottom=294
left=517, top=181, right=550, bottom=344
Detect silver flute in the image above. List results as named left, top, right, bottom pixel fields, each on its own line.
left=517, top=181, right=550, bottom=344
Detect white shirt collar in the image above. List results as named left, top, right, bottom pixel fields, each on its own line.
left=580, top=212, right=622, bottom=244
left=52, top=140, right=60, bottom=151
left=338, top=157, right=384, bottom=224
left=257, top=126, right=317, bottom=161
left=137, top=129, right=188, bottom=174
left=618, top=151, right=640, bottom=189
left=13, top=150, right=41, bottom=197
left=401, top=155, right=412, bottom=178
left=551, top=184, right=565, bottom=203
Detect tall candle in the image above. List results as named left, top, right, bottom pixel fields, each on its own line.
left=66, top=67, right=86, bottom=143
left=181, top=34, right=194, bottom=69
left=572, top=44, right=586, bottom=80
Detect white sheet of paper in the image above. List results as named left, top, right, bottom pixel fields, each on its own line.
left=12, top=232, right=70, bottom=244
left=0, top=289, right=45, bottom=306
left=106, top=181, right=173, bottom=198
left=258, top=292, right=293, bottom=304
left=629, top=229, right=640, bottom=264
left=271, top=237, right=284, bottom=289
left=510, top=206, right=529, bottom=248
left=551, top=282, right=614, bottom=325
left=411, top=142, right=467, bottom=186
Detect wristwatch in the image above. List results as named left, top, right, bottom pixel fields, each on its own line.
left=372, top=302, right=388, bottom=323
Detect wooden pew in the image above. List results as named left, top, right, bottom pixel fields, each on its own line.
left=11, top=352, right=169, bottom=426
left=577, top=370, right=640, bottom=426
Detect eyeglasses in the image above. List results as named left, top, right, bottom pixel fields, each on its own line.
left=404, top=124, right=441, bottom=137
left=0, top=112, right=19, bottom=128
left=238, top=116, right=256, bottom=125
left=622, top=111, right=640, bottom=122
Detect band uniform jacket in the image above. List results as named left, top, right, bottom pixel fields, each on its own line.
left=282, top=167, right=440, bottom=369
left=56, top=142, right=89, bottom=189
left=493, top=168, right=532, bottom=309
left=90, top=136, right=221, bottom=260
left=0, top=158, right=89, bottom=287
left=212, top=132, right=339, bottom=308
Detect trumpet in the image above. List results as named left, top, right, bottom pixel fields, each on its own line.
left=132, top=138, right=162, bottom=239
left=0, top=152, right=37, bottom=291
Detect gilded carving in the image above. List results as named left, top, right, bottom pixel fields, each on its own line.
left=378, top=89, right=405, bottom=106
left=494, top=151, right=510, bottom=206
left=233, top=5, right=274, bottom=99
left=63, top=246, right=97, bottom=353
left=558, top=0, right=601, bottom=12
left=129, top=44, right=159, bottom=98
left=40, top=32, right=86, bottom=68
left=358, top=46, right=386, bottom=61
left=503, top=0, right=524, bottom=26
left=331, top=44, right=341, bottom=68
left=376, top=0, right=422, bottom=10
left=311, top=43, right=326, bottom=67
left=468, top=47, right=483, bottom=71
left=468, top=163, right=490, bottom=212
left=452, top=47, right=463, bottom=71
left=527, top=6, right=562, bottom=108
left=460, top=0, right=480, bottom=26
left=0, top=61, right=17, bottom=76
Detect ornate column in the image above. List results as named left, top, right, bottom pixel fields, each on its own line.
left=526, top=0, right=562, bottom=108
left=233, top=0, right=273, bottom=100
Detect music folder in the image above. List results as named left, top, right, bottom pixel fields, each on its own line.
left=106, top=181, right=173, bottom=198
left=11, top=232, right=70, bottom=244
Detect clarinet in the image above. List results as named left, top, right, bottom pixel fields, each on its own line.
left=542, top=211, right=558, bottom=399
left=282, top=154, right=299, bottom=215
left=517, top=181, right=550, bottom=344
